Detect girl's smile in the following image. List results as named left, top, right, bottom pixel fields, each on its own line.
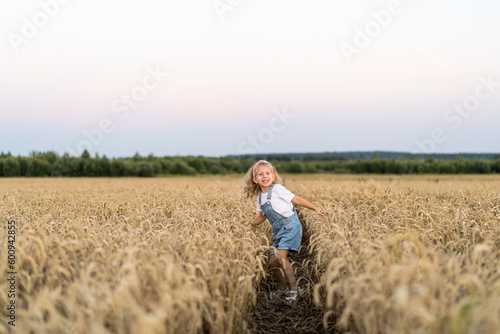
left=253, top=165, right=275, bottom=192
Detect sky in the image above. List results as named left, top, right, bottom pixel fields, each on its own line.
left=1, top=0, right=499, bottom=158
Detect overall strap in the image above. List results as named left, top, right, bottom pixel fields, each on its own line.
left=258, top=185, right=275, bottom=206
left=267, top=184, right=275, bottom=200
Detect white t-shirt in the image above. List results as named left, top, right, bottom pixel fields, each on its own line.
left=256, top=184, right=296, bottom=218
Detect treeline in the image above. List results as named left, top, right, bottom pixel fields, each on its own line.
left=229, top=151, right=500, bottom=161
left=1, top=151, right=500, bottom=177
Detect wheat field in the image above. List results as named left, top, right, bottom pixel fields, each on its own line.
left=1, top=175, right=499, bottom=334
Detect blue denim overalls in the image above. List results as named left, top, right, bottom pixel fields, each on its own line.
left=259, top=184, right=303, bottom=254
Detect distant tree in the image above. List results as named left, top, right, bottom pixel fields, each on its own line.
left=133, top=152, right=142, bottom=162
left=395, top=159, right=409, bottom=174
left=322, top=161, right=340, bottom=172
left=18, top=157, right=29, bottom=176
left=136, top=162, right=154, bottom=177
left=419, top=157, right=439, bottom=174
left=472, top=160, right=491, bottom=174
left=208, top=164, right=225, bottom=174
left=385, top=159, right=398, bottom=174
left=170, top=160, right=196, bottom=175
left=4, top=158, right=23, bottom=176
left=491, top=160, right=500, bottom=173
left=204, top=159, right=220, bottom=174
left=305, top=162, right=317, bottom=173
left=123, top=161, right=137, bottom=176
left=406, top=159, right=420, bottom=174
left=187, top=156, right=207, bottom=173
left=110, top=160, right=126, bottom=176
left=102, top=155, right=112, bottom=176
left=54, top=155, right=80, bottom=176
left=288, top=161, right=306, bottom=173
left=96, top=156, right=111, bottom=176
left=52, top=160, right=70, bottom=176
left=0, top=151, right=13, bottom=158
left=220, top=157, right=242, bottom=173
left=74, top=158, right=85, bottom=176
left=159, top=159, right=174, bottom=174
left=367, top=156, right=382, bottom=173
left=352, top=159, right=366, bottom=173
left=81, top=150, right=91, bottom=159
left=27, top=159, right=51, bottom=176
left=38, top=151, right=58, bottom=164
left=438, top=161, right=456, bottom=174
left=83, top=159, right=95, bottom=176
left=152, top=161, right=162, bottom=175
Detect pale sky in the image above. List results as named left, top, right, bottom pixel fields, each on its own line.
left=1, top=0, right=499, bottom=157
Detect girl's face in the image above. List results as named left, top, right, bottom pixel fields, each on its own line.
left=253, top=165, right=275, bottom=189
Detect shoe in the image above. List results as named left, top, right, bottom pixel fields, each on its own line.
left=285, top=287, right=302, bottom=304
left=270, top=287, right=289, bottom=299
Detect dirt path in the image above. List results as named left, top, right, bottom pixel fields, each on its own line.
left=247, top=210, right=337, bottom=333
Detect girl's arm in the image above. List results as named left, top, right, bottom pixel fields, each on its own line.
left=248, top=212, right=266, bottom=230
left=291, top=196, right=326, bottom=215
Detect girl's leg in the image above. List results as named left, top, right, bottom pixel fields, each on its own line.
left=270, top=249, right=297, bottom=292
left=269, top=254, right=287, bottom=291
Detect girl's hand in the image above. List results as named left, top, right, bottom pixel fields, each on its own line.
left=247, top=222, right=253, bottom=230
left=315, top=208, right=328, bottom=217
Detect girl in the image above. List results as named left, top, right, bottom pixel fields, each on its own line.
left=242, top=160, right=325, bottom=303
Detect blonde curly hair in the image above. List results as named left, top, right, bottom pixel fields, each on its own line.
left=240, top=160, right=283, bottom=201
